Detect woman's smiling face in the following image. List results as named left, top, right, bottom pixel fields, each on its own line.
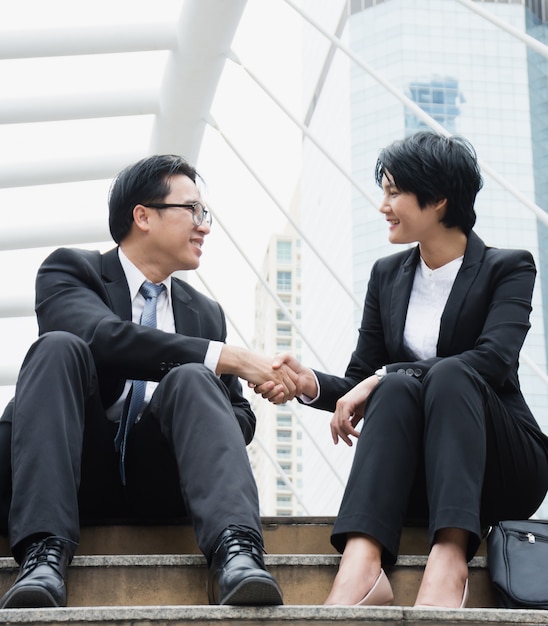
left=378, top=173, right=446, bottom=246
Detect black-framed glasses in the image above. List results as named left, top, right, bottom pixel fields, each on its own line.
left=144, top=202, right=212, bottom=227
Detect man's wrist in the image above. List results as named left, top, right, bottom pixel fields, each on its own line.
left=217, top=345, right=245, bottom=376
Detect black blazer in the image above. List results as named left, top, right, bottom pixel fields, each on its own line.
left=34, top=246, right=256, bottom=443
left=312, top=232, right=546, bottom=441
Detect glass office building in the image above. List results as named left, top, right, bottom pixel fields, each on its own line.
left=299, top=0, right=548, bottom=514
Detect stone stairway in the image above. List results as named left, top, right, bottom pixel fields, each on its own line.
left=0, top=517, right=546, bottom=625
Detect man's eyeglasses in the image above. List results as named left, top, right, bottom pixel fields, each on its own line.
left=144, top=202, right=212, bottom=227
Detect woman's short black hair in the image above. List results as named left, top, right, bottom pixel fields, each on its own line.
left=108, top=154, right=199, bottom=244
left=374, top=132, right=483, bottom=235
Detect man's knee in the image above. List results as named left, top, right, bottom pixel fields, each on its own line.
left=28, top=331, right=90, bottom=361
left=162, top=362, right=217, bottom=387
left=155, top=363, right=230, bottom=407
left=18, top=331, right=96, bottom=389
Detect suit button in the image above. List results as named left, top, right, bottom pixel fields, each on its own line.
left=160, top=362, right=167, bottom=371
left=405, top=368, right=414, bottom=376
left=414, top=368, right=423, bottom=377
left=397, top=368, right=405, bottom=375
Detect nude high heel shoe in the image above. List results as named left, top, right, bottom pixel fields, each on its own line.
left=355, top=568, right=394, bottom=606
left=415, top=578, right=469, bottom=609
left=459, top=578, right=469, bottom=608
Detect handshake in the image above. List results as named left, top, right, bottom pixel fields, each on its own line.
left=218, top=344, right=376, bottom=445
left=216, top=346, right=316, bottom=404
left=247, top=352, right=316, bottom=404
left=216, top=344, right=318, bottom=404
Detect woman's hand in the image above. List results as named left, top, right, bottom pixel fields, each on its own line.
left=330, top=375, right=379, bottom=446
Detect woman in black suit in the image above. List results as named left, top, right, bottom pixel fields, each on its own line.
left=259, top=131, right=548, bottom=607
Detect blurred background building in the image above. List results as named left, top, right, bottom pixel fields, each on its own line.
left=1, top=0, right=547, bottom=517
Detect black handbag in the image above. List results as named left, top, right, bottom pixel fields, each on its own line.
left=487, top=520, right=548, bottom=609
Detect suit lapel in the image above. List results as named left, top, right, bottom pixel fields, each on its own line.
left=171, top=278, right=202, bottom=336
left=437, top=231, right=485, bottom=353
left=390, top=246, right=420, bottom=357
left=100, top=251, right=202, bottom=335
left=101, top=248, right=133, bottom=321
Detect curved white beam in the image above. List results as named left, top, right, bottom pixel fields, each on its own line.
left=0, top=296, right=34, bottom=319
left=0, top=90, right=158, bottom=125
left=150, top=0, right=248, bottom=163
left=0, top=221, right=111, bottom=251
left=0, top=153, right=141, bottom=188
left=0, top=23, right=176, bottom=59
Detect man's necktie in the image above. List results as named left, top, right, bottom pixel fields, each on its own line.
left=114, top=280, right=166, bottom=484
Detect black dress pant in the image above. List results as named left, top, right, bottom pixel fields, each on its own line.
left=8, top=331, right=261, bottom=563
left=331, top=357, right=548, bottom=564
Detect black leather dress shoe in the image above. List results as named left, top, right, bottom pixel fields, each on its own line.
left=207, top=525, right=283, bottom=605
left=0, top=536, right=72, bottom=608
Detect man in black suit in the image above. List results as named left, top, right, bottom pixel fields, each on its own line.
left=0, top=154, right=296, bottom=608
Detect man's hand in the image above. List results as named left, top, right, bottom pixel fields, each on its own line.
left=217, top=346, right=299, bottom=403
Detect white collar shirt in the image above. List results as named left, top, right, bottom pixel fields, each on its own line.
left=105, top=248, right=174, bottom=419
left=106, top=248, right=222, bottom=420
left=403, top=255, right=463, bottom=360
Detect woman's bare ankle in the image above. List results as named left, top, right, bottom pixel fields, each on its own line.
left=324, top=533, right=383, bottom=606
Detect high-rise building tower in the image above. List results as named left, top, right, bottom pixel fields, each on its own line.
left=249, top=229, right=304, bottom=516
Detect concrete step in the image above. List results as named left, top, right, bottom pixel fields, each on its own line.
left=0, top=517, right=487, bottom=557
left=1, top=605, right=548, bottom=626
left=0, top=553, right=496, bottom=607
left=0, top=516, right=509, bottom=625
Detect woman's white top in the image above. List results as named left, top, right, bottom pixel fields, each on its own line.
left=403, top=255, right=463, bottom=360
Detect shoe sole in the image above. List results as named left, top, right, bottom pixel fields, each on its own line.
left=220, top=577, right=284, bottom=606
left=0, top=585, right=61, bottom=609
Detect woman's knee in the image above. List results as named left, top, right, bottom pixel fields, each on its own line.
left=423, top=358, right=481, bottom=398
left=366, top=373, right=423, bottom=427
left=373, top=372, right=422, bottom=407
left=379, top=372, right=421, bottom=392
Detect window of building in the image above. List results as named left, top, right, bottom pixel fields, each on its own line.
left=277, top=271, right=292, bottom=292
left=276, top=240, right=292, bottom=263
left=277, top=415, right=292, bottom=427
left=277, top=339, right=292, bottom=351
left=276, top=324, right=292, bottom=336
